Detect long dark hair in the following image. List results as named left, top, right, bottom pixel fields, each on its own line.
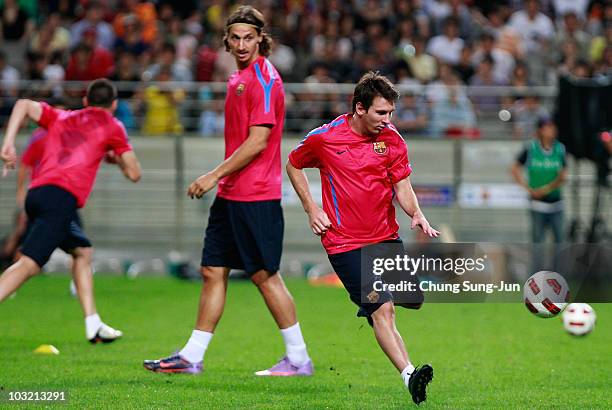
left=223, top=5, right=272, bottom=57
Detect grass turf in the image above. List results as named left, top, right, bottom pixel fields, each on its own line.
left=0, top=275, right=610, bottom=409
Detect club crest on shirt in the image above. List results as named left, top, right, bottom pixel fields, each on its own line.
left=236, top=83, right=246, bottom=96
left=373, top=141, right=387, bottom=155
left=367, top=290, right=380, bottom=303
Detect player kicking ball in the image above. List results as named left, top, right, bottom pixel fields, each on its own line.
left=143, top=5, right=312, bottom=376
left=0, top=79, right=142, bottom=344
left=286, top=72, right=438, bottom=404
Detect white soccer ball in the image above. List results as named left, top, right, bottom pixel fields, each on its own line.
left=562, top=303, right=596, bottom=336
left=523, top=271, right=570, bottom=318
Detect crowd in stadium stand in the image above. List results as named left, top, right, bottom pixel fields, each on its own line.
left=0, top=0, right=610, bottom=137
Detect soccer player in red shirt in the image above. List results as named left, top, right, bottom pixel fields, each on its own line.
left=0, top=79, right=142, bottom=343
left=144, top=6, right=312, bottom=376
left=287, top=72, right=439, bottom=404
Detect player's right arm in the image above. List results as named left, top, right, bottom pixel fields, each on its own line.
left=286, top=161, right=331, bottom=236
left=510, top=146, right=533, bottom=196
left=286, top=132, right=331, bottom=236
left=1, top=100, right=43, bottom=176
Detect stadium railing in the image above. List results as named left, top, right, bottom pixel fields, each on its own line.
left=0, top=80, right=557, bottom=139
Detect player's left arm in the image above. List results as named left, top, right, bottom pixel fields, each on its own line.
left=15, top=161, right=30, bottom=208
left=115, top=151, right=142, bottom=182
left=188, top=125, right=271, bottom=199
left=394, top=176, right=440, bottom=238
left=1, top=100, right=43, bottom=176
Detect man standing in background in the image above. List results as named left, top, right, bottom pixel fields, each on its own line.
left=144, top=5, right=312, bottom=377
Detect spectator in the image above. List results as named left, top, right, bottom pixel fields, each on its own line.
left=42, top=52, right=66, bottom=99
left=141, top=66, right=185, bottom=135
left=113, top=15, right=151, bottom=58
left=453, top=43, right=475, bottom=84
left=70, top=1, right=115, bottom=50
left=28, top=13, right=70, bottom=60
left=592, top=45, right=612, bottom=78
left=143, top=42, right=192, bottom=82
left=469, top=55, right=506, bottom=113
left=426, top=63, right=468, bottom=104
left=552, top=0, right=589, bottom=21
left=65, top=28, right=114, bottom=81
left=24, top=51, right=47, bottom=81
left=1, top=0, right=34, bottom=70
left=109, top=52, right=142, bottom=130
left=507, top=0, right=555, bottom=55
left=426, top=17, right=464, bottom=65
left=198, top=99, right=224, bottom=137
left=395, top=18, right=417, bottom=55
left=113, top=0, right=158, bottom=46
left=471, top=31, right=515, bottom=84
left=163, top=15, right=199, bottom=70
left=312, top=20, right=352, bottom=62
left=0, top=50, right=19, bottom=124
left=431, top=0, right=475, bottom=41
left=512, top=95, right=550, bottom=139
left=511, top=117, right=567, bottom=246
left=430, top=86, right=477, bottom=138
left=269, top=33, right=297, bottom=80
left=195, top=40, right=219, bottom=82
left=394, top=60, right=420, bottom=88
left=394, top=92, right=428, bottom=134
left=1, top=0, right=33, bottom=42
left=589, top=22, right=612, bottom=63
left=407, top=36, right=437, bottom=83
left=556, top=12, right=591, bottom=61
left=557, top=40, right=580, bottom=76
left=571, top=59, right=592, bottom=78
left=0, top=50, right=19, bottom=95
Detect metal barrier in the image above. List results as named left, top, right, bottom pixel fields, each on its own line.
left=0, top=80, right=558, bottom=139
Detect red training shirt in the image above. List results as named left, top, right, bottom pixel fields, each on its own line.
left=217, top=56, right=284, bottom=201
left=29, top=103, right=133, bottom=208
left=288, top=114, right=413, bottom=254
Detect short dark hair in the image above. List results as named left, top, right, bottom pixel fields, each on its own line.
left=352, top=72, right=399, bottom=113
left=86, top=78, right=117, bottom=107
left=223, top=5, right=272, bottom=57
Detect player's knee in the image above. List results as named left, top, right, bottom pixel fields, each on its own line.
left=200, top=266, right=225, bottom=283
left=251, top=270, right=273, bottom=287
left=19, top=256, right=42, bottom=278
left=371, top=302, right=395, bottom=326
left=72, top=247, right=93, bottom=261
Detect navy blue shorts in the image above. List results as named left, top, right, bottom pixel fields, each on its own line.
left=328, top=239, right=423, bottom=320
left=201, top=197, right=283, bottom=275
left=21, top=185, right=91, bottom=268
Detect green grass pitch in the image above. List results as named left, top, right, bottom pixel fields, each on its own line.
left=1, top=275, right=610, bottom=409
